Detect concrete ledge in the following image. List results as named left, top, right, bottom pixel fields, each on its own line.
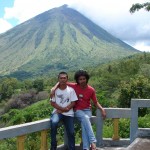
left=0, top=116, right=96, bottom=140
left=0, top=118, right=50, bottom=139
left=105, top=108, right=131, bottom=118
left=131, top=99, right=150, bottom=107
left=100, top=138, right=130, bottom=147
left=136, top=128, right=150, bottom=138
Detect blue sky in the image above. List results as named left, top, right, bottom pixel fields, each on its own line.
left=0, top=0, right=18, bottom=26
left=0, top=1, right=14, bottom=18
left=0, top=0, right=150, bottom=52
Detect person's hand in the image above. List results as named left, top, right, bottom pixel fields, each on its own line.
left=50, top=88, right=55, bottom=98
left=56, top=109, right=63, bottom=113
left=56, top=107, right=69, bottom=113
left=63, top=107, right=69, bottom=112
left=102, top=108, right=106, bottom=120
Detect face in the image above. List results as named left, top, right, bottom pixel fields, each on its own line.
left=58, top=74, right=68, bottom=85
left=78, top=76, right=87, bottom=86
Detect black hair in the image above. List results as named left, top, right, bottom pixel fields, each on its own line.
left=58, top=71, right=68, bottom=79
left=74, top=69, right=90, bottom=84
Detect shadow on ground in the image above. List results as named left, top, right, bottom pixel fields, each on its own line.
left=99, top=138, right=150, bottom=150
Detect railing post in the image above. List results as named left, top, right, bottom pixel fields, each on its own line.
left=130, top=100, right=138, bottom=142
left=96, top=109, right=104, bottom=147
left=41, top=130, right=48, bottom=150
left=17, top=135, right=26, bottom=150
left=112, top=118, right=120, bottom=140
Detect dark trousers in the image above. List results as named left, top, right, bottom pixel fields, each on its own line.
left=50, top=113, right=75, bottom=150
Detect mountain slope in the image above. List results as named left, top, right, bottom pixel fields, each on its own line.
left=0, top=5, right=139, bottom=78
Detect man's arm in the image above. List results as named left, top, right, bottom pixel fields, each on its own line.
left=66, top=101, right=76, bottom=110
left=95, top=102, right=106, bottom=119
left=50, top=101, right=68, bottom=112
left=50, top=101, right=76, bottom=113
left=50, top=82, right=59, bottom=98
left=50, top=82, right=75, bottom=98
left=91, top=88, right=106, bottom=119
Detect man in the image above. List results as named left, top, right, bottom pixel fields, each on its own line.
left=50, top=72, right=78, bottom=150
left=67, top=70, right=106, bottom=150
left=51, top=70, right=106, bottom=150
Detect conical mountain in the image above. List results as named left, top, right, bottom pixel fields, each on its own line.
left=0, top=5, right=139, bottom=79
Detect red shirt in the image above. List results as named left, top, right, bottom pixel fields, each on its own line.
left=67, top=83, right=98, bottom=110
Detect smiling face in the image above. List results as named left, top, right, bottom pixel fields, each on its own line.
left=58, top=73, right=68, bottom=86
left=78, top=75, right=87, bottom=88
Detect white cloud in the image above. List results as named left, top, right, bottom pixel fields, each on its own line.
left=134, top=41, right=150, bottom=52
left=1, top=0, right=150, bottom=52
left=0, top=19, right=12, bottom=33
left=4, top=0, right=52, bottom=23
left=3, top=0, right=73, bottom=23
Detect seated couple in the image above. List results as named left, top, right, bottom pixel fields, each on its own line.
left=50, top=70, right=106, bottom=150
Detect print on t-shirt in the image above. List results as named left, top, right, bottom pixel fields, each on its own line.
left=56, top=93, right=69, bottom=104
left=78, top=94, right=83, bottom=101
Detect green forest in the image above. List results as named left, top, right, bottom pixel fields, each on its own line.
left=0, top=52, right=150, bottom=149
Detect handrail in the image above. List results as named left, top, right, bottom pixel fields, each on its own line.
left=130, top=99, right=150, bottom=142
left=0, top=99, right=150, bottom=149
left=0, top=118, right=50, bottom=140
left=96, top=108, right=131, bottom=147
left=0, top=108, right=133, bottom=149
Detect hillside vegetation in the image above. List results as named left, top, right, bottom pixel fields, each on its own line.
left=0, top=52, right=150, bottom=149
left=1, top=52, right=150, bottom=115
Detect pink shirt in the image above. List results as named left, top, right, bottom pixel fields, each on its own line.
left=67, top=83, right=98, bottom=110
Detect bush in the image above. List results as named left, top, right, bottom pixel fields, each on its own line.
left=3, top=89, right=48, bottom=114
left=119, top=119, right=130, bottom=138
left=118, top=75, right=150, bottom=109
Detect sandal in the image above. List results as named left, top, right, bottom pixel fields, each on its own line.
left=90, top=143, right=97, bottom=150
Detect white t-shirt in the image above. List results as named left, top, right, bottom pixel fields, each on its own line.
left=51, top=86, right=78, bottom=116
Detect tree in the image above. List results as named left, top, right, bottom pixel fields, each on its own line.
left=117, top=75, right=150, bottom=116
left=0, top=78, right=19, bottom=99
left=23, top=79, right=33, bottom=90
left=130, top=2, right=150, bottom=13
left=33, top=79, right=44, bottom=92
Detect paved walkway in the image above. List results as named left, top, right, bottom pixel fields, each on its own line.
left=65, top=145, right=126, bottom=150
left=126, top=138, right=150, bottom=150
left=98, top=147, right=125, bottom=150
left=57, top=138, right=150, bottom=150
left=100, top=138, right=150, bottom=150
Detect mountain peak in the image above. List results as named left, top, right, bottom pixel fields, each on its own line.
left=0, top=5, right=139, bottom=79
left=60, top=4, right=68, bottom=8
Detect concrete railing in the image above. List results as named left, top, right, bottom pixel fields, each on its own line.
left=96, top=98, right=150, bottom=147
left=96, top=108, right=131, bottom=147
left=130, top=99, right=150, bottom=142
left=0, top=118, right=50, bottom=150
left=0, top=99, right=150, bottom=149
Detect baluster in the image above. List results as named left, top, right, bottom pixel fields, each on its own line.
left=40, top=130, right=48, bottom=150
left=17, top=135, right=26, bottom=150
left=112, top=118, right=120, bottom=140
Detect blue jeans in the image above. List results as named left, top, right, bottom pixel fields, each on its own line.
left=75, top=109, right=96, bottom=150
left=50, top=113, right=75, bottom=150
